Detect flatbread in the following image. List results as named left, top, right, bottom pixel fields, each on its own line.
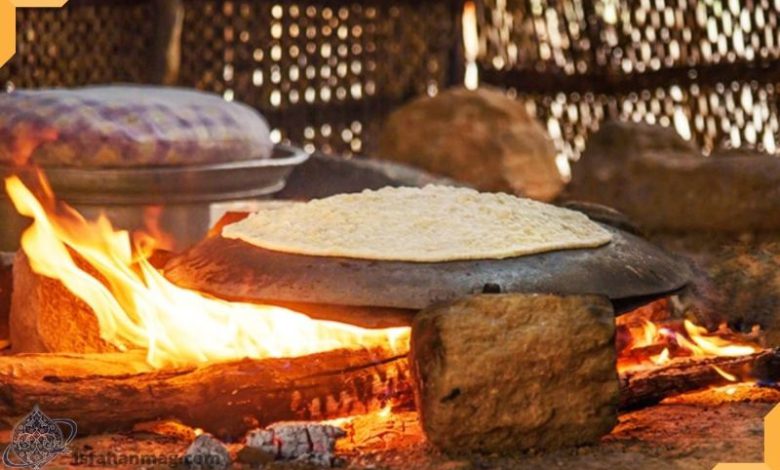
left=222, top=185, right=612, bottom=262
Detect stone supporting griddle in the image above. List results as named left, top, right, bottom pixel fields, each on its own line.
left=410, top=293, right=619, bottom=453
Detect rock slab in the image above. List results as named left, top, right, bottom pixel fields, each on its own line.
left=10, top=251, right=116, bottom=354
left=378, top=87, right=563, bottom=201
left=569, top=121, right=780, bottom=232
left=410, top=293, right=619, bottom=453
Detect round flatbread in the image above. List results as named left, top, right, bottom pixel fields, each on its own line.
left=222, top=185, right=612, bottom=262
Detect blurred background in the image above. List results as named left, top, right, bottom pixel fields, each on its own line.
left=4, top=0, right=779, bottom=177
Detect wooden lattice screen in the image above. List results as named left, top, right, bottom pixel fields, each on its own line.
left=477, top=0, right=780, bottom=161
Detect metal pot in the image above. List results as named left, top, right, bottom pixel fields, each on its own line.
left=0, top=144, right=309, bottom=252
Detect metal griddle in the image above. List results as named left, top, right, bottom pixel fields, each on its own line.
left=164, top=223, right=692, bottom=313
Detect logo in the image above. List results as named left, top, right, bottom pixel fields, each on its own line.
left=2, top=405, right=77, bottom=469
left=1, top=1, right=70, bottom=68
left=714, top=403, right=780, bottom=469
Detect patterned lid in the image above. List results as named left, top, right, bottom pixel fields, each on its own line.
left=0, top=86, right=273, bottom=168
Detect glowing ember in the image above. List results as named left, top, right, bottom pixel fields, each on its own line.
left=327, top=406, right=423, bottom=453
left=5, top=174, right=410, bottom=368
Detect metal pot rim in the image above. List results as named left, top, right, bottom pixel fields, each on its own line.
left=33, top=143, right=309, bottom=175
left=0, top=144, right=310, bottom=204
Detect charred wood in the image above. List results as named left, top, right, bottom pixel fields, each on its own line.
left=244, top=422, right=346, bottom=466
left=619, top=348, right=780, bottom=409
left=0, top=252, right=13, bottom=343
left=0, top=348, right=412, bottom=439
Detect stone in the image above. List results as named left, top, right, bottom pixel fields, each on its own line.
left=10, top=251, right=117, bottom=354
left=650, top=232, right=780, bottom=346
left=569, top=120, right=698, bottom=200
left=378, top=87, right=564, bottom=201
left=235, top=446, right=274, bottom=466
left=276, top=151, right=461, bottom=200
left=410, top=293, right=618, bottom=454
left=568, top=121, right=780, bottom=231
left=183, top=434, right=231, bottom=470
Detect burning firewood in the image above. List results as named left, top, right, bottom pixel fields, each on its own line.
left=619, top=348, right=780, bottom=409
left=615, top=299, right=777, bottom=407
left=0, top=347, right=412, bottom=439
left=0, top=187, right=415, bottom=440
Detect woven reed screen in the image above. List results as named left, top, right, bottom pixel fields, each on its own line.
left=5, top=0, right=778, bottom=161
left=0, top=0, right=156, bottom=88
left=177, top=0, right=462, bottom=155
left=477, top=0, right=780, bottom=160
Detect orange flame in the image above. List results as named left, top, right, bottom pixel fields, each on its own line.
left=680, top=320, right=758, bottom=357
left=5, top=174, right=410, bottom=368
left=712, top=365, right=738, bottom=382
left=618, top=317, right=761, bottom=373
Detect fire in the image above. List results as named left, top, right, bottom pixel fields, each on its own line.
left=618, top=313, right=761, bottom=373
left=680, top=320, right=758, bottom=357
left=326, top=405, right=423, bottom=453
left=5, top=174, right=410, bottom=368
left=712, top=365, right=738, bottom=382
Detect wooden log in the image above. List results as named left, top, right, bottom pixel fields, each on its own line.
left=0, top=252, right=13, bottom=343
left=0, top=347, right=412, bottom=440
left=619, top=348, right=780, bottom=409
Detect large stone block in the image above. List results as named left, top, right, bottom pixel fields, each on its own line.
left=411, top=293, right=618, bottom=453
left=569, top=121, right=780, bottom=232
left=378, top=87, right=564, bottom=201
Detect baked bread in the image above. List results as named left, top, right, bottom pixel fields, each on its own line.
left=222, top=185, right=612, bottom=262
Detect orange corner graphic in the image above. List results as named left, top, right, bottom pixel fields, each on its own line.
left=714, top=404, right=780, bottom=469
left=0, top=0, right=69, bottom=68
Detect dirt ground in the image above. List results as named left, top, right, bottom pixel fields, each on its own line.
left=343, top=394, right=773, bottom=470
left=2, top=384, right=773, bottom=470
